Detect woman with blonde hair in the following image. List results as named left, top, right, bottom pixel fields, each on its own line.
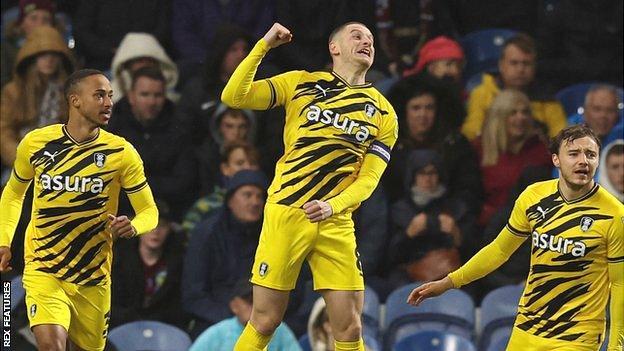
left=474, top=89, right=551, bottom=226
left=0, top=25, right=74, bottom=168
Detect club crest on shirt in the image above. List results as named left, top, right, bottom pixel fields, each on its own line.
left=580, top=216, right=594, bottom=232
left=364, top=103, right=376, bottom=118
left=94, top=152, right=106, bottom=168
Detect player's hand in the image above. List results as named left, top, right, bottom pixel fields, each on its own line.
left=263, top=23, right=292, bottom=48
left=406, top=276, right=454, bottom=306
left=303, top=200, right=333, bottom=223
left=0, top=246, right=12, bottom=272
left=108, top=214, right=137, bottom=239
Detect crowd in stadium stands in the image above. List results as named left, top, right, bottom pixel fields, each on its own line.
left=1, top=0, right=622, bottom=349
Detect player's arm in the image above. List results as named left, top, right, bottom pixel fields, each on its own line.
left=221, top=23, right=292, bottom=110
left=606, top=207, right=624, bottom=351
left=113, top=143, right=158, bottom=238
left=306, top=105, right=398, bottom=222
left=408, top=189, right=533, bottom=305
left=0, top=134, right=35, bottom=271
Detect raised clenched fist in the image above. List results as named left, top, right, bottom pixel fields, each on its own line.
left=263, top=23, right=293, bottom=49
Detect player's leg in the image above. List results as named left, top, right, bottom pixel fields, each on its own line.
left=22, top=270, right=72, bottom=351
left=236, top=203, right=316, bottom=350
left=321, top=289, right=365, bottom=349
left=66, top=281, right=110, bottom=351
left=31, top=325, right=68, bottom=351
left=311, top=213, right=365, bottom=350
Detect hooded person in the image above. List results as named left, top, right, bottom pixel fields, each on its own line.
left=0, top=25, right=74, bottom=167
left=196, top=103, right=258, bottom=195
left=1, top=0, right=60, bottom=88
left=176, top=24, right=254, bottom=145
left=599, top=139, right=624, bottom=203
left=110, top=32, right=179, bottom=103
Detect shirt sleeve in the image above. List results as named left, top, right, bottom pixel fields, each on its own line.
left=0, top=133, right=34, bottom=247
left=327, top=101, right=398, bottom=214
left=221, top=38, right=302, bottom=110
left=447, top=189, right=532, bottom=287
left=607, top=205, right=624, bottom=351
left=119, top=141, right=158, bottom=235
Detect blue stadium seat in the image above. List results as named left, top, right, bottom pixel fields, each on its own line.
left=460, top=29, right=517, bottom=78
left=10, top=275, right=25, bottom=313
left=555, top=82, right=624, bottom=117
left=465, top=72, right=484, bottom=93
left=486, top=335, right=510, bottom=351
left=393, top=330, right=476, bottom=351
left=363, top=285, right=381, bottom=340
left=298, top=334, right=312, bottom=351
left=478, top=284, right=523, bottom=351
left=108, top=320, right=191, bottom=351
left=383, top=283, right=475, bottom=350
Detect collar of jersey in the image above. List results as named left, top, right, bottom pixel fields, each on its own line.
left=331, top=71, right=372, bottom=88
left=557, top=181, right=599, bottom=204
left=62, top=125, right=100, bottom=146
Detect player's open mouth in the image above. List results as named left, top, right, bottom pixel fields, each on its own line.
left=574, top=169, right=589, bottom=176
left=357, top=49, right=371, bottom=57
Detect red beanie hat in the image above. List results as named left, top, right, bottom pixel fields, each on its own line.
left=404, top=36, right=464, bottom=77
left=18, top=0, right=55, bottom=24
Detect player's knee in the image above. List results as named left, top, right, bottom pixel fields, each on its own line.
left=333, top=314, right=362, bottom=340
left=250, top=312, right=282, bottom=336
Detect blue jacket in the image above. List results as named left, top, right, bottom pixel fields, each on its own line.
left=181, top=208, right=261, bottom=325
left=189, top=317, right=301, bottom=351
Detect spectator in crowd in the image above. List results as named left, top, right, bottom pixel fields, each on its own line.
left=189, top=279, right=300, bottom=351
left=0, top=25, right=74, bottom=167
left=374, top=0, right=456, bottom=75
left=386, top=150, right=469, bottom=289
left=110, top=32, right=179, bottom=103
left=478, top=165, right=551, bottom=296
left=1, top=0, right=58, bottom=88
left=107, top=66, right=196, bottom=220
left=171, top=0, right=273, bottom=83
left=462, top=33, right=567, bottom=140
left=384, top=75, right=481, bottom=215
left=537, top=0, right=623, bottom=89
left=182, top=141, right=260, bottom=235
left=568, top=85, right=623, bottom=146
left=111, top=200, right=187, bottom=328
left=599, top=140, right=624, bottom=203
left=402, top=36, right=464, bottom=86
left=73, top=0, right=170, bottom=71
left=196, top=105, right=257, bottom=195
left=182, top=170, right=268, bottom=338
left=176, top=24, right=252, bottom=145
left=474, top=89, right=551, bottom=226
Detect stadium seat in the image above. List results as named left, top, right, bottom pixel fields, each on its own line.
left=465, top=72, right=484, bottom=93
left=298, top=334, right=312, bottom=351
left=393, top=330, right=476, bottom=351
left=363, top=285, right=381, bottom=339
left=10, top=275, right=25, bottom=313
left=383, top=283, right=475, bottom=349
left=555, top=82, right=624, bottom=116
left=108, top=320, right=191, bottom=351
left=478, top=284, right=524, bottom=351
left=486, top=335, right=510, bottom=351
left=460, top=29, right=517, bottom=78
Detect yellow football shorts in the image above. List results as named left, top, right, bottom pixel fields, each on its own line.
left=251, top=202, right=364, bottom=291
left=22, top=268, right=111, bottom=351
left=506, top=326, right=603, bottom=351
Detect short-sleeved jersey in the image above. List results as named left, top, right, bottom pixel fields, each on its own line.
left=13, top=124, right=148, bottom=286
left=506, top=179, right=624, bottom=343
left=261, top=70, right=398, bottom=210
